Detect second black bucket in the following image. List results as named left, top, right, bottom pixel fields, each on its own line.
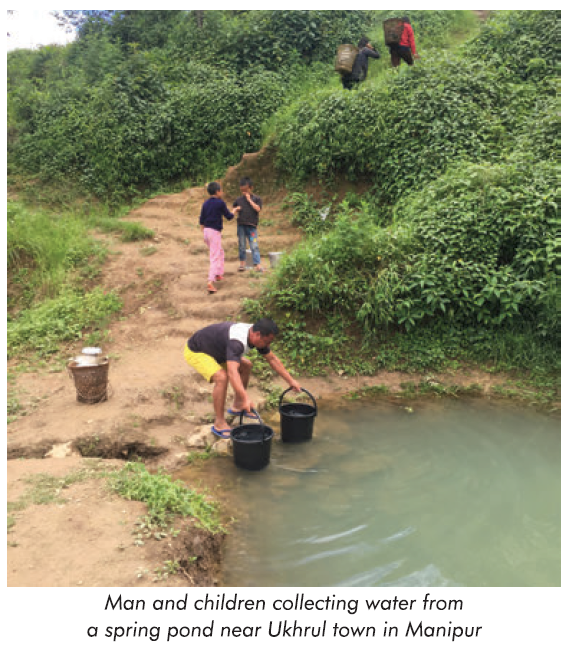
left=231, top=410, right=274, bottom=471
left=279, top=387, right=317, bottom=443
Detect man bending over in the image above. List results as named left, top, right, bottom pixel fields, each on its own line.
left=184, top=318, right=301, bottom=437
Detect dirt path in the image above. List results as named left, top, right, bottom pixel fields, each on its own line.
left=7, top=151, right=510, bottom=587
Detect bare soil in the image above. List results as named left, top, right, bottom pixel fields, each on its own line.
left=7, top=150, right=515, bottom=588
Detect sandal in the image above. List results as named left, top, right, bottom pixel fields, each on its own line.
left=215, top=275, right=224, bottom=281
left=238, top=266, right=246, bottom=272
left=227, top=408, right=257, bottom=419
left=207, top=282, right=217, bottom=294
left=211, top=426, right=232, bottom=439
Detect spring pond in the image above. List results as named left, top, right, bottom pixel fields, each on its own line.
left=183, top=399, right=561, bottom=587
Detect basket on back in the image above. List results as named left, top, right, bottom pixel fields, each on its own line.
left=335, top=44, right=358, bottom=75
left=383, top=18, right=405, bottom=47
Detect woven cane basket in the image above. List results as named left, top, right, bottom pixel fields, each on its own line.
left=383, top=18, right=405, bottom=46
left=68, top=359, right=110, bottom=404
left=335, top=44, right=358, bottom=75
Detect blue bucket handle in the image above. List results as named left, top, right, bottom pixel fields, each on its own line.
left=278, top=387, right=317, bottom=415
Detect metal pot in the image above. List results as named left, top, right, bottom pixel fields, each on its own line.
left=268, top=251, right=283, bottom=268
left=78, top=347, right=103, bottom=365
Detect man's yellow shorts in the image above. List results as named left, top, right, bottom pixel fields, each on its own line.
left=184, top=345, right=226, bottom=382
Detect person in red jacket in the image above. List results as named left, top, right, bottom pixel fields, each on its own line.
left=389, top=16, right=419, bottom=67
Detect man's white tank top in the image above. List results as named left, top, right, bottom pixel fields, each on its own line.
left=229, top=323, right=253, bottom=355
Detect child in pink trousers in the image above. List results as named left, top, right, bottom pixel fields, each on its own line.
left=199, top=181, right=236, bottom=293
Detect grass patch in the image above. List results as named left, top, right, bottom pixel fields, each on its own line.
left=7, top=287, right=122, bottom=358
left=96, top=218, right=155, bottom=242
left=7, top=460, right=225, bottom=539
left=160, top=385, right=185, bottom=410
left=107, top=462, right=223, bottom=534
left=8, top=199, right=107, bottom=312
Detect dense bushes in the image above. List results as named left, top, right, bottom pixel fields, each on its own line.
left=274, top=12, right=560, bottom=200
left=359, top=162, right=560, bottom=336
left=465, top=10, right=560, bottom=81
left=264, top=11, right=561, bottom=365
left=164, top=10, right=369, bottom=73
left=8, top=65, right=311, bottom=200
left=275, top=55, right=507, bottom=201
left=8, top=10, right=369, bottom=199
left=13, top=55, right=286, bottom=198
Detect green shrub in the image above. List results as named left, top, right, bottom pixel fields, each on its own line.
left=275, top=54, right=506, bottom=201
left=167, top=10, right=370, bottom=73
left=13, top=56, right=287, bottom=198
left=358, top=161, right=560, bottom=333
left=265, top=203, right=383, bottom=315
left=7, top=287, right=122, bottom=357
left=465, top=10, right=561, bottom=81
left=108, top=462, right=222, bottom=533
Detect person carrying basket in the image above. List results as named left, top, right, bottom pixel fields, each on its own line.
left=386, top=16, right=420, bottom=67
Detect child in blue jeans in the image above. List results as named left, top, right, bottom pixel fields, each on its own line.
left=233, top=177, right=263, bottom=272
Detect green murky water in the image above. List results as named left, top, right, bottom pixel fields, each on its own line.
left=191, top=399, right=561, bottom=587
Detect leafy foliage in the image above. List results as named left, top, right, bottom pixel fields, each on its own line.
left=12, top=55, right=286, bottom=200
left=254, top=11, right=560, bottom=379
left=108, top=462, right=223, bottom=533
left=8, top=10, right=368, bottom=200
left=165, top=10, right=369, bottom=73
left=275, top=54, right=508, bottom=201
left=359, top=162, right=560, bottom=337
left=465, top=10, right=561, bottom=81
left=7, top=288, right=122, bottom=357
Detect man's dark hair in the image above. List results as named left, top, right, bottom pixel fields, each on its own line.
left=358, top=36, right=370, bottom=49
left=207, top=181, right=221, bottom=195
left=252, top=318, right=279, bottom=337
left=239, top=177, right=253, bottom=187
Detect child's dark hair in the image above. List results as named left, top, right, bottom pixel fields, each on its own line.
left=358, top=36, right=370, bottom=49
left=207, top=181, right=221, bottom=195
left=239, top=177, right=253, bottom=188
left=252, top=318, right=279, bottom=337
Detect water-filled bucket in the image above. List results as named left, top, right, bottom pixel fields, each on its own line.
left=279, top=388, right=317, bottom=443
left=231, top=409, right=274, bottom=471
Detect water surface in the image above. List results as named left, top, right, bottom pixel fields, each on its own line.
left=190, top=399, right=561, bottom=587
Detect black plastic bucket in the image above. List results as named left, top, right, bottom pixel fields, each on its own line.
left=279, top=388, right=317, bottom=443
left=231, top=410, right=274, bottom=471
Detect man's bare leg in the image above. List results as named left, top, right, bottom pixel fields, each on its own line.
left=231, top=358, right=252, bottom=410
left=211, top=369, right=230, bottom=430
